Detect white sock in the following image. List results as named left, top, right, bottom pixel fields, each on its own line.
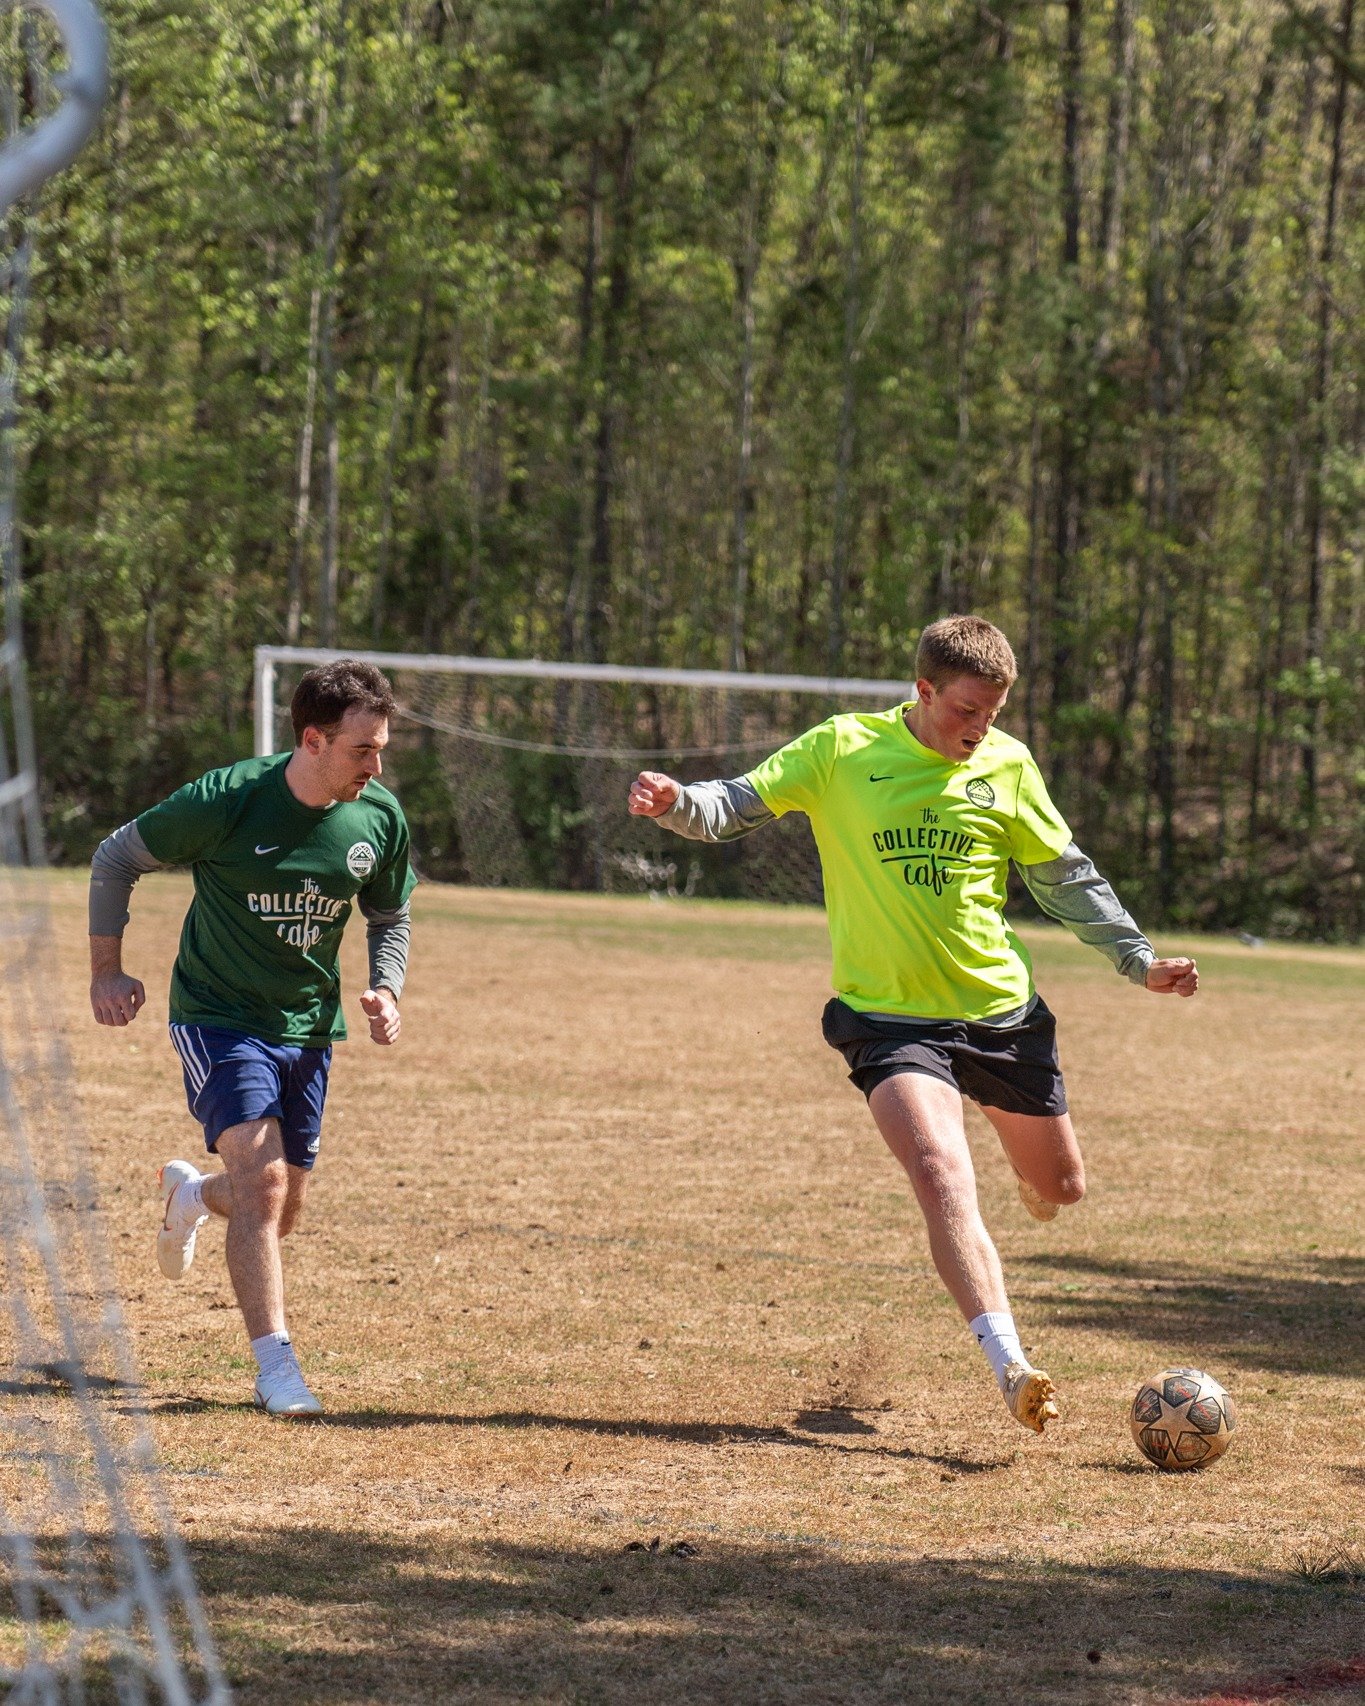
left=969, top=1311, right=1030, bottom=1391
left=250, top=1332, right=296, bottom=1381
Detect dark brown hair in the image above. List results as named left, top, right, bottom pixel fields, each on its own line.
left=915, top=615, right=1017, bottom=689
left=290, top=660, right=396, bottom=744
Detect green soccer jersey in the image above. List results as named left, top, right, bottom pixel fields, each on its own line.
left=746, top=707, right=1071, bottom=1021
left=137, top=754, right=417, bottom=1047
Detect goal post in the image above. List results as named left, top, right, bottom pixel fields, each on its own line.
left=254, top=646, right=915, bottom=903
left=253, top=647, right=911, bottom=760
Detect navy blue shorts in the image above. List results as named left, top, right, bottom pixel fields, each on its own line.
left=821, top=995, right=1068, bottom=1116
left=169, top=1024, right=332, bottom=1170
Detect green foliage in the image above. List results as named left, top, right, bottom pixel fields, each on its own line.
left=1, top=0, right=1361, bottom=937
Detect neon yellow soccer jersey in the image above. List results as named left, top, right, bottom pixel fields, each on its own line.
left=746, top=707, right=1071, bottom=1020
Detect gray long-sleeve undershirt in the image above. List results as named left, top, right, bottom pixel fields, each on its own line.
left=1015, top=845, right=1153, bottom=985
left=660, top=777, right=776, bottom=842
left=657, top=777, right=1154, bottom=986
left=89, top=820, right=412, bottom=998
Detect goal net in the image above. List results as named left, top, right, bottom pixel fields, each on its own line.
left=0, top=855, right=230, bottom=1701
left=0, top=2, right=227, bottom=1690
left=255, top=649, right=914, bottom=903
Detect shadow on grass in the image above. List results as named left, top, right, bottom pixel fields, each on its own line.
left=0, top=1363, right=133, bottom=1397
left=140, top=1399, right=1010, bottom=1474
left=180, top=1526, right=1365, bottom=1706
left=1015, top=1252, right=1365, bottom=1377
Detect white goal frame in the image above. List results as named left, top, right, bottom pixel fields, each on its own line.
left=253, top=645, right=914, bottom=757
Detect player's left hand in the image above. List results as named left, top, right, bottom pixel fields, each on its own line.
left=1145, top=957, right=1199, bottom=997
left=360, top=987, right=401, bottom=1044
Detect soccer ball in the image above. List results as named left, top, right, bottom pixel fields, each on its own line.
left=1130, top=1368, right=1237, bottom=1471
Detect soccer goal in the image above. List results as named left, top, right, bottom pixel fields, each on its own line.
left=254, top=647, right=914, bottom=903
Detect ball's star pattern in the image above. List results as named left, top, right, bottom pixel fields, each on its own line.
left=1130, top=1369, right=1235, bottom=1471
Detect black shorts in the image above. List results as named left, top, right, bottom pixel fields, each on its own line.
left=821, top=995, right=1068, bottom=1116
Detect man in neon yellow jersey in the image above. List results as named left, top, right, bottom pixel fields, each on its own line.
left=629, top=615, right=1198, bottom=1433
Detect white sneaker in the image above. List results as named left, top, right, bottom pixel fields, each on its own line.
left=253, top=1362, right=323, bottom=1418
left=1016, top=1176, right=1060, bottom=1222
left=1002, top=1362, right=1059, bottom=1434
left=156, top=1161, right=209, bottom=1281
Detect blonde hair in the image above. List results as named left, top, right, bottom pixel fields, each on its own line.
left=915, top=615, right=1017, bottom=689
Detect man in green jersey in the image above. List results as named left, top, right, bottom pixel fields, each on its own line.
left=629, top=615, right=1198, bottom=1434
left=88, top=660, right=417, bottom=1416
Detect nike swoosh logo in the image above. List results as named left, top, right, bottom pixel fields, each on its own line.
left=254, top=844, right=280, bottom=856
left=868, top=774, right=895, bottom=783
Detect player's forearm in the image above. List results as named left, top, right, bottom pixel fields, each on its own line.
left=361, top=900, right=411, bottom=999
left=90, top=934, right=124, bottom=977
left=658, top=778, right=774, bottom=843
left=1017, top=843, right=1154, bottom=985
left=89, top=820, right=164, bottom=937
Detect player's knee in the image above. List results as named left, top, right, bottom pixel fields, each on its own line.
left=908, top=1144, right=970, bottom=1205
left=239, top=1159, right=289, bottom=1225
left=1055, top=1167, right=1086, bottom=1206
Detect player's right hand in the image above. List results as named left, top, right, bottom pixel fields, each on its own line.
left=1145, top=957, right=1199, bottom=997
left=91, top=971, right=146, bottom=1027
left=628, top=771, right=681, bottom=817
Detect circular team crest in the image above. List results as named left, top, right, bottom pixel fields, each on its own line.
left=346, top=841, right=378, bottom=880
left=965, top=778, right=996, bottom=809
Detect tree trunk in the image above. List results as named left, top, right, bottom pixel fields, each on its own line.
left=286, top=12, right=334, bottom=644
left=1023, top=393, right=1044, bottom=754
left=1300, top=0, right=1354, bottom=813
left=1143, top=4, right=1195, bottom=915
left=1097, top=0, right=1135, bottom=293
left=316, top=0, right=350, bottom=648
left=828, top=3, right=873, bottom=679
left=730, top=259, right=758, bottom=675
left=1049, top=0, right=1085, bottom=795
left=583, top=123, right=638, bottom=665
left=729, top=30, right=788, bottom=676
left=558, top=136, right=603, bottom=665
left=287, top=281, right=322, bottom=644
left=370, top=359, right=406, bottom=642
left=461, top=294, right=495, bottom=649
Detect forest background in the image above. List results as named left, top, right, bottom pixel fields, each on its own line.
left=5, top=0, right=1362, bottom=937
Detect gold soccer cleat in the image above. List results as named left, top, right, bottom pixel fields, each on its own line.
left=1016, top=1176, right=1060, bottom=1223
left=1003, top=1362, right=1060, bottom=1433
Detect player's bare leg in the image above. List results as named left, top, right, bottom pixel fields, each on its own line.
left=194, top=1163, right=309, bottom=1237
left=279, top=1165, right=309, bottom=1235
left=213, top=1118, right=320, bottom=1416
left=867, top=1072, right=1005, bottom=1319
left=867, top=1071, right=1059, bottom=1433
left=981, top=1106, right=1085, bottom=1223
left=158, top=1131, right=317, bottom=1413
left=214, top=1118, right=290, bottom=1339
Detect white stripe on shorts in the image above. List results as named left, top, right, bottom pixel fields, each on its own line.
left=170, top=1024, right=208, bottom=1095
left=184, top=1025, right=214, bottom=1090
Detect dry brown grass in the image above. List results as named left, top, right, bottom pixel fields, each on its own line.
left=26, top=873, right=1365, bottom=1701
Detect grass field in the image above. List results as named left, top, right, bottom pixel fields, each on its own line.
left=32, top=873, right=1365, bottom=1701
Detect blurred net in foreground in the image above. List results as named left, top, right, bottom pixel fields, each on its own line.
left=256, top=650, right=913, bottom=902
left=0, top=0, right=227, bottom=1691
left=0, top=864, right=228, bottom=1702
